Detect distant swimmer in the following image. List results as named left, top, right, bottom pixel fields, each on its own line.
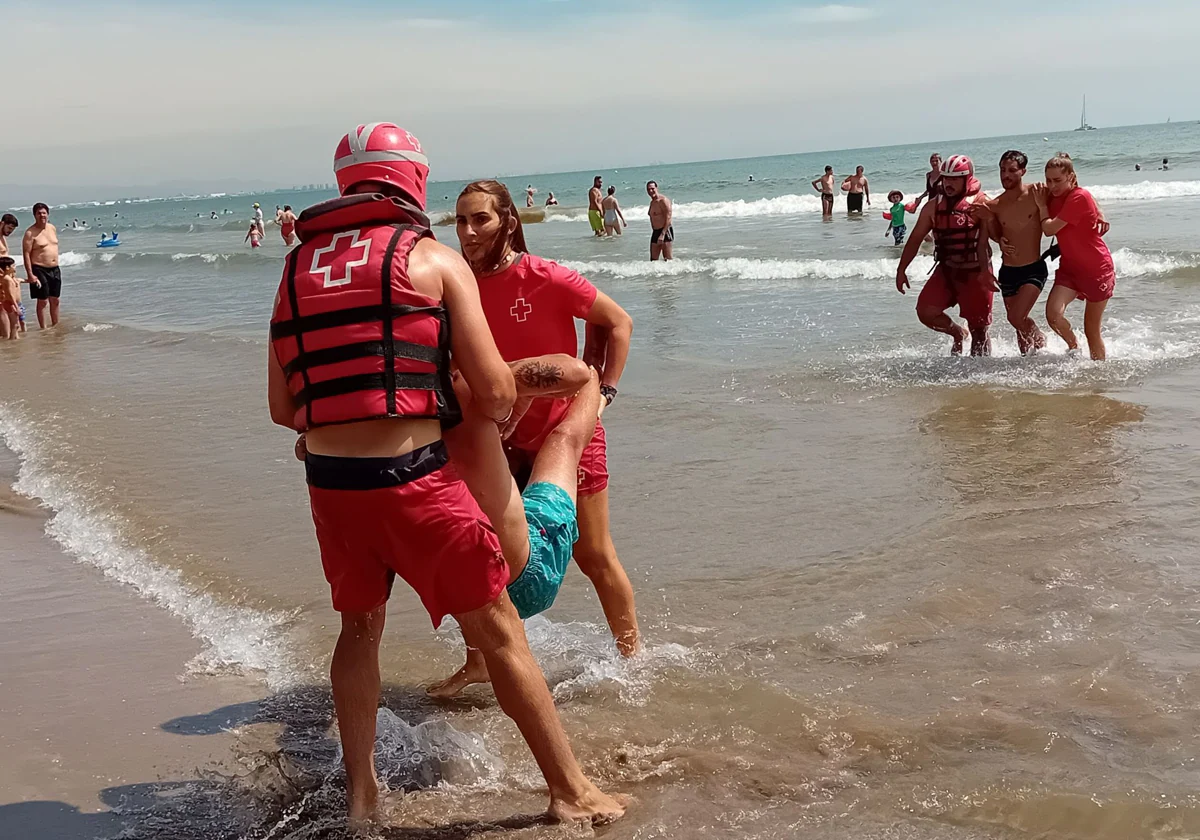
left=601, top=186, right=626, bottom=236
left=1037, top=152, right=1116, bottom=360
left=896, top=155, right=994, bottom=356
left=970, top=151, right=1048, bottom=355
left=748, top=175, right=754, bottom=182
left=211, top=211, right=219, bottom=219
left=588, top=175, right=605, bottom=237
left=1135, top=164, right=1142, bottom=171
left=252, top=203, right=264, bottom=236
left=647, top=180, right=674, bottom=260
left=279, top=205, right=297, bottom=246
left=812, top=166, right=835, bottom=218
left=545, top=191, right=558, bottom=206
left=1161, top=158, right=1170, bottom=171
left=841, top=166, right=870, bottom=215
left=0, top=213, right=18, bottom=257
left=525, top=184, right=537, bottom=207
left=22, top=203, right=62, bottom=329
left=245, top=220, right=262, bottom=248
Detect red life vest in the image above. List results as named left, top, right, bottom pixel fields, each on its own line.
left=932, top=178, right=988, bottom=273
left=269, top=193, right=460, bottom=431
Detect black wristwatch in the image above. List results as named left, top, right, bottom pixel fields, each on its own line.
left=600, top=384, right=618, bottom=405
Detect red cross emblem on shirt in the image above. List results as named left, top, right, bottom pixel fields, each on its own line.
left=510, top=297, right=533, bottom=322
left=310, top=231, right=371, bottom=288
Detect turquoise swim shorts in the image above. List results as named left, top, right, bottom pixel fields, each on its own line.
left=507, top=482, right=578, bottom=619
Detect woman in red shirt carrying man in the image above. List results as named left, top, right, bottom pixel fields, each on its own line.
left=428, top=179, right=639, bottom=698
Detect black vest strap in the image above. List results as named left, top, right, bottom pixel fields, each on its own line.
left=296, top=372, right=441, bottom=406
left=270, top=302, right=442, bottom=340
left=281, top=340, right=440, bottom=378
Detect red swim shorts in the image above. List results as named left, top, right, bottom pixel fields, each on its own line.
left=917, top=266, right=995, bottom=328
left=306, top=442, right=508, bottom=625
left=1053, top=266, right=1116, bottom=303
left=505, top=420, right=609, bottom=497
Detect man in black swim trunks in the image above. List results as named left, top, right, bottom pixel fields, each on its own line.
left=647, top=180, right=674, bottom=261
left=972, top=151, right=1047, bottom=354
left=812, top=166, right=835, bottom=218
left=22, top=203, right=62, bottom=328
left=841, top=166, right=870, bottom=215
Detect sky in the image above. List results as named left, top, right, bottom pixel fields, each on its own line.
left=2, top=0, right=1197, bottom=202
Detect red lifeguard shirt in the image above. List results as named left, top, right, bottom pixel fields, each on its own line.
left=476, top=253, right=598, bottom=451
left=1049, top=188, right=1114, bottom=280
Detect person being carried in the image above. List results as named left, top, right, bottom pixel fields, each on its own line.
left=812, top=166, right=835, bottom=218
left=1036, top=152, right=1115, bottom=360
left=279, top=205, right=298, bottom=246
left=431, top=356, right=607, bottom=696
left=268, top=123, right=624, bottom=827
left=245, top=221, right=262, bottom=248
left=969, top=151, right=1048, bottom=355
left=896, top=154, right=995, bottom=356
left=22, top=203, right=60, bottom=329
left=841, top=166, right=870, bottom=215
left=647, top=180, right=673, bottom=260
left=601, top=186, right=626, bottom=236
left=885, top=190, right=908, bottom=245
left=588, top=176, right=605, bottom=237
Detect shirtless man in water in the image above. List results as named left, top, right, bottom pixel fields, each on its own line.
left=22, top=204, right=60, bottom=328
left=812, top=166, right=835, bottom=218
left=841, top=166, right=870, bottom=215
left=647, top=180, right=673, bottom=260
left=588, top=176, right=605, bottom=237
left=971, top=151, right=1048, bottom=354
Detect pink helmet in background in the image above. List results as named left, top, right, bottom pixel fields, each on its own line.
left=939, top=154, right=981, bottom=196
left=939, top=154, right=974, bottom=179
left=333, top=123, right=430, bottom=207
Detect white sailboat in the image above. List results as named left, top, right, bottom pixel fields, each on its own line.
left=1075, top=95, right=1096, bottom=131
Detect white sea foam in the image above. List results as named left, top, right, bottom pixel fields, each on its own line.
left=82, top=323, right=115, bottom=332
left=566, top=248, right=1200, bottom=284
left=0, top=405, right=307, bottom=690
left=1089, top=180, right=1200, bottom=202
left=57, top=251, right=91, bottom=267
left=372, top=709, right=506, bottom=790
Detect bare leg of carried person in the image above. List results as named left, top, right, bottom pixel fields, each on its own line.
left=575, top=492, right=640, bottom=656
left=1044, top=284, right=1081, bottom=352
left=430, top=369, right=604, bottom=698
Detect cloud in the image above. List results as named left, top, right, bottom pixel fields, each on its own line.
left=789, top=4, right=875, bottom=23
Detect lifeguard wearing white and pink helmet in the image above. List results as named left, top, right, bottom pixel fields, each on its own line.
left=939, top=154, right=974, bottom=179
left=333, top=123, right=430, bottom=207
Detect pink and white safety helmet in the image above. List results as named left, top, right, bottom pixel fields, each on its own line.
left=939, top=154, right=974, bottom=180
left=334, top=123, right=429, bottom=207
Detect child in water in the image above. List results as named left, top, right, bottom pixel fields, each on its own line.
left=245, top=221, right=262, bottom=249
left=885, top=190, right=907, bottom=245
left=1035, top=152, right=1115, bottom=360
left=0, top=257, right=28, bottom=340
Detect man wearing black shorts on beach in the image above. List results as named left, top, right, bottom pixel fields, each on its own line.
left=22, top=203, right=61, bottom=329
left=971, top=151, right=1049, bottom=354
left=647, top=180, right=673, bottom=260
left=841, top=166, right=870, bottom=215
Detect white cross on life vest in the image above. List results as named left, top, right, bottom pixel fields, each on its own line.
left=311, top=231, right=371, bottom=288
left=510, top=297, right=533, bottom=322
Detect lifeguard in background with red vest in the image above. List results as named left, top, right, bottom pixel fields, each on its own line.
left=267, top=122, right=625, bottom=828
left=895, top=154, right=996, bottom=356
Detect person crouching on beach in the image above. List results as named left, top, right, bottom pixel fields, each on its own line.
left=268, top=123, right=624, bottom=827
left=1036, top=152, right=1115, bottom=360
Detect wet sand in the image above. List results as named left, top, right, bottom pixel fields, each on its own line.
left=0, top=446, right=262, bottom=840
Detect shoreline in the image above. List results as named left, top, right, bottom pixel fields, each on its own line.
left=0, top=443, right=264, bottom=839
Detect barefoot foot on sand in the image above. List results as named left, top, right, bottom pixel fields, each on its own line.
left=549, top=789, right=630, bottom=826
left=426, top=656, right=491, bottom=699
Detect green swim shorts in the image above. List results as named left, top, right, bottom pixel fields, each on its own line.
left=507, top=482, right=578, bottom=619
left=588, top=209, right=604, bottom=233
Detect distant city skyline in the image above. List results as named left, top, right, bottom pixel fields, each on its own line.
left=3, top=0, right=1196, bottom=203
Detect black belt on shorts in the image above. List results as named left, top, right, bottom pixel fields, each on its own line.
left=305, top=440, right=448, bottom=490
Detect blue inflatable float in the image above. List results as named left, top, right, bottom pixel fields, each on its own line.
left=96, top=234, right=121, bottom=248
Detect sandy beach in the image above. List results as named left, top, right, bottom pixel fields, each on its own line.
left=0, top=446, right=263, bottom=840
